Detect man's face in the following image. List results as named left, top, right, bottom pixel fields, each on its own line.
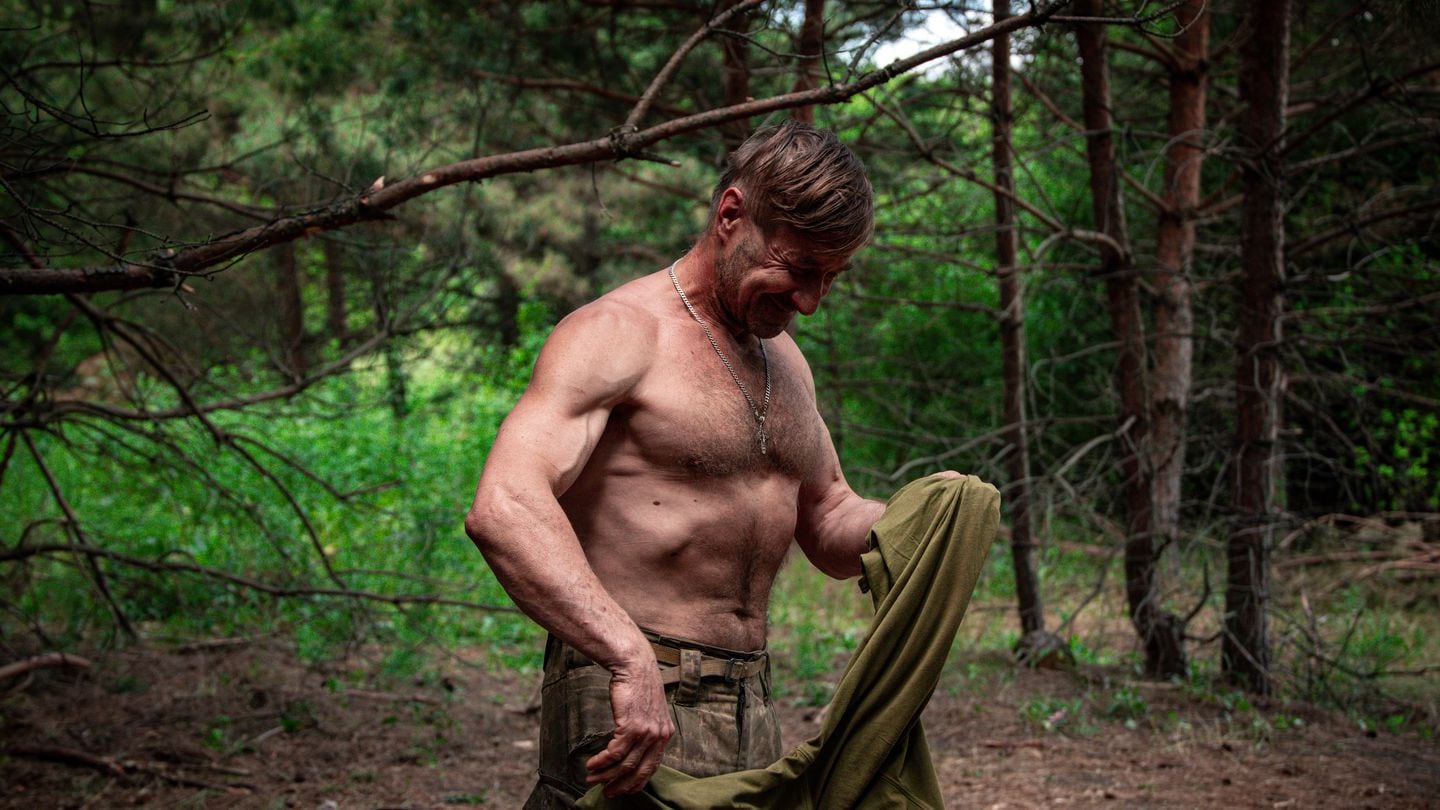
left=715, top=225, right=851, bottom=339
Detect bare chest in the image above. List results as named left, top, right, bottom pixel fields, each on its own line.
left=619, top=337, right=823, bottom=479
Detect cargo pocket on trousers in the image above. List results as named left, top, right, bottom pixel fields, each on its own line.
left=538, top=665, right=615, bottom=797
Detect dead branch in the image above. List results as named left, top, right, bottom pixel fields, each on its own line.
left=64, top=295, right=223, bottom=440
left=1289, top=198, right=1440, bottom=257
left=1285, top=290, right=1440, bottom=321
left=1054, top=542, right=1120, bottom=637
left=0, top=651, right=92, bottom=681
left=1279, top=548, right=1435, bottom=569
left=20, top=432, right=137, bottom=639
left=4, top=256, right=452, bottom=429
left=228, top=432, right=363, bottom=502
left=604, top=164, right=709, bottom=203
left=623, top=0, right=768, bottom=131
left=868, top=238, right=997, bottom=275
left=1288, top=131, right=1440, bottom=174
left=1, top=1, right=1069, bottom=296
left=4, top=745, right=254, bottom=793
left=844, top=292, right=1001, bottom=317
left=1287, top=374, right=1440, bottom=411
left=172, top=635, right=275, bottom=654
left=344, top=688, right=441, bottom=706
left=1279, top=59, right=1440, bottom=159
left=1013, top=71, right=1167, bottom=212
left=1354, top=555, right=1440, bottom=579
left=870, top=88, right=1128, bottom=257
left=222, top=437, right=351, bottom=593
left=1107, top=38, right=1178, bottom=71
left=0, top=542, right=522, bottom=614
left=1277, top=512, right=1404, bottom=551
left=1049, top=0, right=1194, bottom=29
left=472, top=69, right=688, bottom=118
left=16, top=164, right=276, bottom=221
left=6, top=745, right=125, bottom=776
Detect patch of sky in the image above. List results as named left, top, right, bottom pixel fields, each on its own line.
left=867, top=7, right=1027, bottom=78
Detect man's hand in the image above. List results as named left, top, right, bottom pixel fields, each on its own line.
left=584, top=664, right=674, bottom=797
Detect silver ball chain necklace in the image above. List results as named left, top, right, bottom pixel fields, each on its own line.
left=668, top=260, right=772, bottom=455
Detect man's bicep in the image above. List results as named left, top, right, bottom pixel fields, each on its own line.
left=795, top=424, right=874, bottom=578
left=483, top=396, right=605, bottom=496
left=482, top=306, right=647, bottom=495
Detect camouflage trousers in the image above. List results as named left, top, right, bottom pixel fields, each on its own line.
left=524, top=631, right=783, bottom=809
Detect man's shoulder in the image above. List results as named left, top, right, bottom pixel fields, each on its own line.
left=554, top=272, right=665, bottom=345
left=768, top=330, right=815, bottom=378
left=535, top=272, right=668, bottom=398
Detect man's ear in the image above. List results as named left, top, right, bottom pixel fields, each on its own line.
left=715, top=186, right=746, bottom=243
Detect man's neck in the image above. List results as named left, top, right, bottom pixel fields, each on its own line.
left=671, top=244, right=750, bottom=342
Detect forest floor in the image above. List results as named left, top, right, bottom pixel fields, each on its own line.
left=2, top=639, right=1437, bottom=810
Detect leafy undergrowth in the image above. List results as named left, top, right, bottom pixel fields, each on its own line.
left=2, top=636, right=1436, bottom=809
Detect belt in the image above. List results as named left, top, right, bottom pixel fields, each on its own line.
left=550, top=634, right=768, bottom=685
left=649, top=640, right=767, bottom=685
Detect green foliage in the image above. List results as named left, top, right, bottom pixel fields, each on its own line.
left=767, top=561, right=866, bottom=706
left=1354, top=407, right=1439, bottom=510
left=281, top=699, right=316, bottom=733
left=1102, top=685, right=1147, bottom=726
left=0, top=334, right=544, bottom=658
left=1021, top=696, right=1091, bottom=734
left=202, top=714, right=236, bottom=753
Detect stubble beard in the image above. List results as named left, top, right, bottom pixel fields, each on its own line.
left=715, top=232, right=788, bottom=339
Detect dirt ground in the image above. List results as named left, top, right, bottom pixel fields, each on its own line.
left=2, top=641, right=1436, bottom=809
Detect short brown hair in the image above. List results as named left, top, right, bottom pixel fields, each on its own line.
left=711, top=122, right=874, bottom=256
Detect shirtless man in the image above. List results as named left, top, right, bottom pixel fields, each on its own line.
left=466, top=123, right=903, bottom=807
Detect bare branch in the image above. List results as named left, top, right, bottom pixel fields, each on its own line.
left=1279, top=60, right=1440, bottom=159
left=867, top=88, right=1127, bottom=257
left=1, top=1, right=1069, bottom=295
left=0, top=652, right=92, bottom=681
left=472, top=69, right=688, bottom=118
left=20, top=432, right=137, bottom=638
left=0, top=543, right=522, bottom=614
left=1290, top=198, right=1440, bottom=257
left=1048, top=0, right=1196, bottom=29
left=622, top=0, right=769, bottom=131
left=25, top=164, right=276, bottom=221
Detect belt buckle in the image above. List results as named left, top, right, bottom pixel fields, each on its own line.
left=724, top=658, right=741, bottom=683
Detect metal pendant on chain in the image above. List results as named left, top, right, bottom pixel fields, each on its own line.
left=668, top=261, right=772, bottom=455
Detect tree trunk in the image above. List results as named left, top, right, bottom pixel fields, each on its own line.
left=274, top=241, right=306, bottom=377
left=992, top=0, right=1045, bottom=639
left=1150, top=0, right=1209, bottom=600
left=369, top=271, right=407, bottom=421
left=322, top=239, right=347, bottom=344
left=1076, top=0, right=1186, bottom=678
left=791, top=0, right=825, bottom=124
left=719, top=0, right=753, bottom=151
left=1226, top=0, right=1291, bottom=696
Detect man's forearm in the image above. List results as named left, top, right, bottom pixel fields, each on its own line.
left=465, top=483, right=651, bottom=673
left=467, top=480, right=675, bottom=797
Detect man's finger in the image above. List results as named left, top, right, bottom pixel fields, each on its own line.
left=585, top=730, right=655, bottom=781
left=584, top=737, right=634, bottom=779
left=588, top=733, right=649, bottom=774
left=599, top=740, right=663, bottom=797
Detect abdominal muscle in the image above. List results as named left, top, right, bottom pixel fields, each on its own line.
left=560, top=467, right=799, bottom=652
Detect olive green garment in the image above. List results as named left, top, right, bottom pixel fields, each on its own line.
left=578, top=473, right=1001, bottom=810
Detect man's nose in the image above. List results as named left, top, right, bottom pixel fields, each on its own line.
left=791, top=279, right=823, bottom=315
